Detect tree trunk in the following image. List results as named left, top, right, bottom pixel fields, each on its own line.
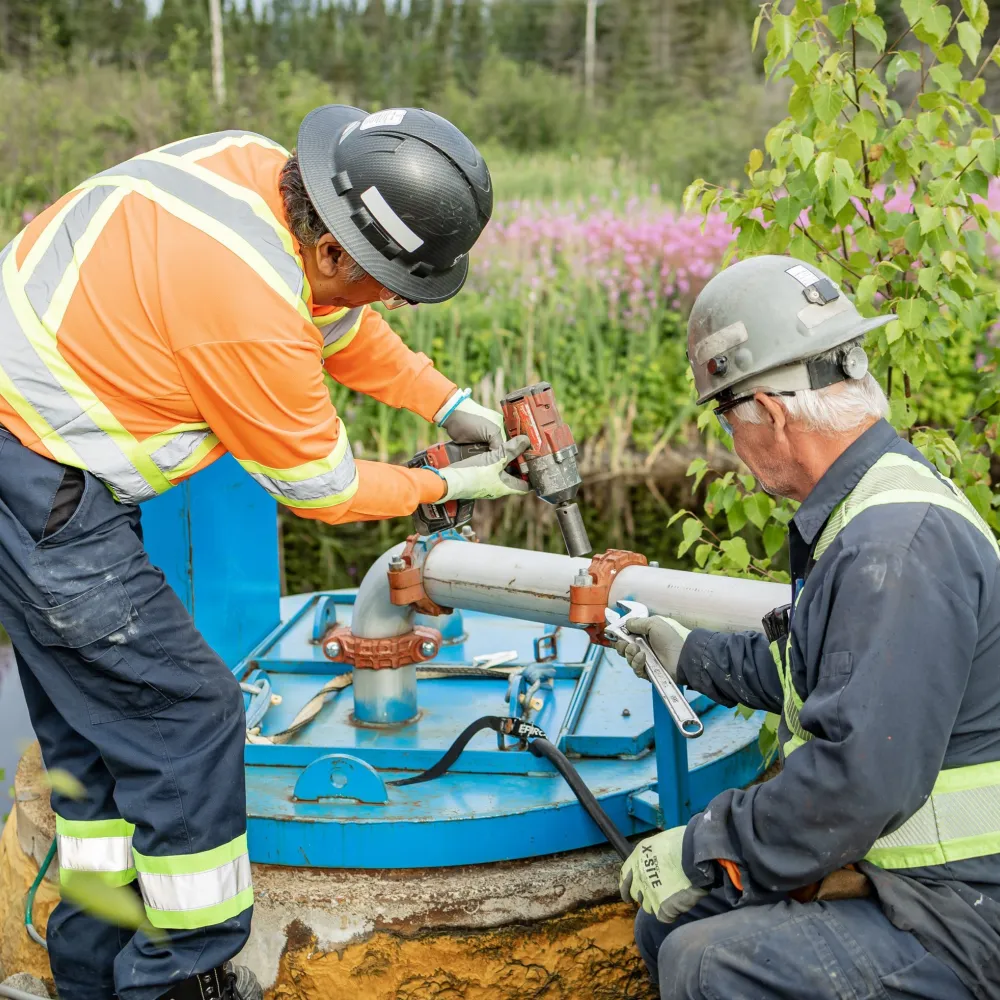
left=208, top=0, right=225, bottom=107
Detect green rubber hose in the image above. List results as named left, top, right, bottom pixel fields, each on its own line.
left=24, top=838, right=57, bottom=950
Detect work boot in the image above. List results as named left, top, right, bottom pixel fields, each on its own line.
left=156, top=964, right=263, bottom=1000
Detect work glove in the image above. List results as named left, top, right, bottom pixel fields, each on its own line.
left=435, top=436, right=531, bottom=501
left=620, top=826, right=708, bottom=924
left=613, top=616, right=690, bottom=681
left=436, top=389, right=506, bottom=449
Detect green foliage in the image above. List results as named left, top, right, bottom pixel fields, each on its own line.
left=668, top=463, right=792, bottom=582
left=685, top=0, right=1000, bottom=576
left=61, top=871, right=167, bottom=940
left=44, top=768, right=86, bottom=800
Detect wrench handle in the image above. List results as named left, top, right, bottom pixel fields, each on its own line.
left=634, top=637, right=704, bottom=739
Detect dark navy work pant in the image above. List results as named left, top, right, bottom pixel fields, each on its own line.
left=635, top=890, right=974, bottom=999
left=0, top=428, right=250, bottom=1000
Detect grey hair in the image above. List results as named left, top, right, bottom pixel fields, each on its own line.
left=729, top=340, right=889, bottom=433
left=279, top=154, right=369, bottom=283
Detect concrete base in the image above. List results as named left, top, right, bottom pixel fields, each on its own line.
left=4, top=745, right=655, bottom=999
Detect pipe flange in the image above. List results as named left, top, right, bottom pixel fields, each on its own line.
left=321, top=623, right=442, bottom=669
left=388, top=532, right=472, bottom=616
left=569, top=548, right=649, bottom=646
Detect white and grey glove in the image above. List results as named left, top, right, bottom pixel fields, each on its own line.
left=435, top=389, right=506, bottom=449
left=613, top=615, right=691, bottom=681
left=435, top=436, right=531, bottom=501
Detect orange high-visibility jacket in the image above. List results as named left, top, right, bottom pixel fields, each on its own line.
left=0, top=130, right=451, bottom=523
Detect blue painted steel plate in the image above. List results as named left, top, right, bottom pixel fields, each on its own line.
left=241, top=592, right=765, bottom=869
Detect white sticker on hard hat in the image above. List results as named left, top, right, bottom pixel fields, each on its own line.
left=339, top=121, right=360, bottom=143
left=785, top=264, right=822, bottom=287
left=360, top=185, right=425, bottom=253
left=360, top=109, right=407, bottom=130
left=692, top=320, right=749, bottom=366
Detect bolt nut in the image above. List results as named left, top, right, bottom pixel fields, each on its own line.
left=707, top=355, right=728, bottom=377
left=389, top=556, right=406, bottom=572
left=419, top=639, right=437, bottom=658
left=622, top=707, right=631, bottom=717
left=323, top=639, right=341, bottom=660
left=649, top=560, right=660, bottom=568
left=573, top=570, right=594, bottom=587
left=460, top=525, right=477, bottom=541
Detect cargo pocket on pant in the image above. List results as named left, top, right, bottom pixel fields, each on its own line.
left=22, top=577, right=202, bottom=724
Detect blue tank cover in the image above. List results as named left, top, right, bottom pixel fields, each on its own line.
left=237, top=592, right=766, bottom=869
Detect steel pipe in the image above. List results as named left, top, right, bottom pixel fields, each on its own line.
left=421, top=541, right=785, bottom=632
left=350, top=542, right=418, bottom=725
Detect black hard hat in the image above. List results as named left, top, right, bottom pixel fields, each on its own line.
left=296, top=105, right=493, bottom=304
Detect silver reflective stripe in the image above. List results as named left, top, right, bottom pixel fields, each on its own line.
left=319, top=307, right=363, bottom=353
left=872, top=783, right=1000, bottom=852
left=58, top=833, right=133, bottom=873
left=23, top=187, right=117, bottom=318
left=248, top=446, right=357, bottom=503
left=0, top=247, right=157, bottom=502
left=150, top=427, right=218, bottom=477
left=138, top=854, right=252, bottom=913
left=158, top=130, right=279, bottom=158
left=88, top=158, right=304, bottom=304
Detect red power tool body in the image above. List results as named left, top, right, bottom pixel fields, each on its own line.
left=407, top=440, right=488, bottom=535
left=501, top=383, right=592, bottom=557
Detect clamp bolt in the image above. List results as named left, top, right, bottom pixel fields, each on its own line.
left=649, top=560, right=660, bottom=568
left=389, top=555, right=406, bottom=572
left=323, top=638, right=342, bottom=660
left=419, top=640, right=437, bottom=658
left=573, top=570, right=594, bottom=588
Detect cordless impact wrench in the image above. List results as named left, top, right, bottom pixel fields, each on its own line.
left=408, top=382, right=592, bottom=558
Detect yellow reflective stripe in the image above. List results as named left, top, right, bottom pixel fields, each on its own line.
left=239, top=423, right=350, bottom=483
left=313, top=308, right=349, bottom=328
left=41, top=187, right=129, bottom=333
left=238, top=422, right=360, bottom=509
left=18, top=190, right=88, bottom=282
left=164, top=434, right=220, bottom=480
left=321, top=309, right=365, bottom=359
left=0, top=249, right=83, bottom=468
left=181, top=133, right=288, bottom=162
left=135, top=148, right=311, bottom=316
left=865, top=831, right=1000, bottom=870
left=142, top=423, right=221, bottom=480
left=271, top=474, right=360, bottom=510
left=2, top=243, right=170, bottom=496
left=850, top=490, right=1000, bottom=558
left=932, top=759, right=1000, bottom=794
left=137, top=149, right=299, bottom=262
left=76, top=174, right=311, bottom=324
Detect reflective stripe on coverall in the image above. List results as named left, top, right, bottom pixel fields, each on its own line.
left=772, top=450, right=1000, bottom=871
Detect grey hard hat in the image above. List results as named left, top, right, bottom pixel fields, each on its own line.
left=297, top=105, right=493, bottom=304
left=688, top=255, right=894, bottom=405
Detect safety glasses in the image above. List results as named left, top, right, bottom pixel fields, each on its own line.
left=714, top=391, right=795, bottom=436
left=379, top=287, right=417, bottom=311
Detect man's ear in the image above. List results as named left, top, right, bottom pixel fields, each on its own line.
left=315, top=233, right=341, bottom=279
left=756, top=392, right=787, bottom=434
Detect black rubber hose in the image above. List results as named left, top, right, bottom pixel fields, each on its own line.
left=528, top=738, right=632, bottom=861
left=389, top=715, right=505, bottom=787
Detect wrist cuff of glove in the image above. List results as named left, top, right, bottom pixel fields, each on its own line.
left=434, top=388, right=471, bottom=425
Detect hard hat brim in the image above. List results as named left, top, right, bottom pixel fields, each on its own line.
left=297, top=105, right=469, bottom=305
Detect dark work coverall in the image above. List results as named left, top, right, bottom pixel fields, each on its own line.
left=636, top=420, right=1000, bottom=999
left=0, top=428, right=250, bottom=1000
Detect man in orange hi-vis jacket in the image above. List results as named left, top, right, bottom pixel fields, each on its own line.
left=0, top=106, right=528, bottom=1000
